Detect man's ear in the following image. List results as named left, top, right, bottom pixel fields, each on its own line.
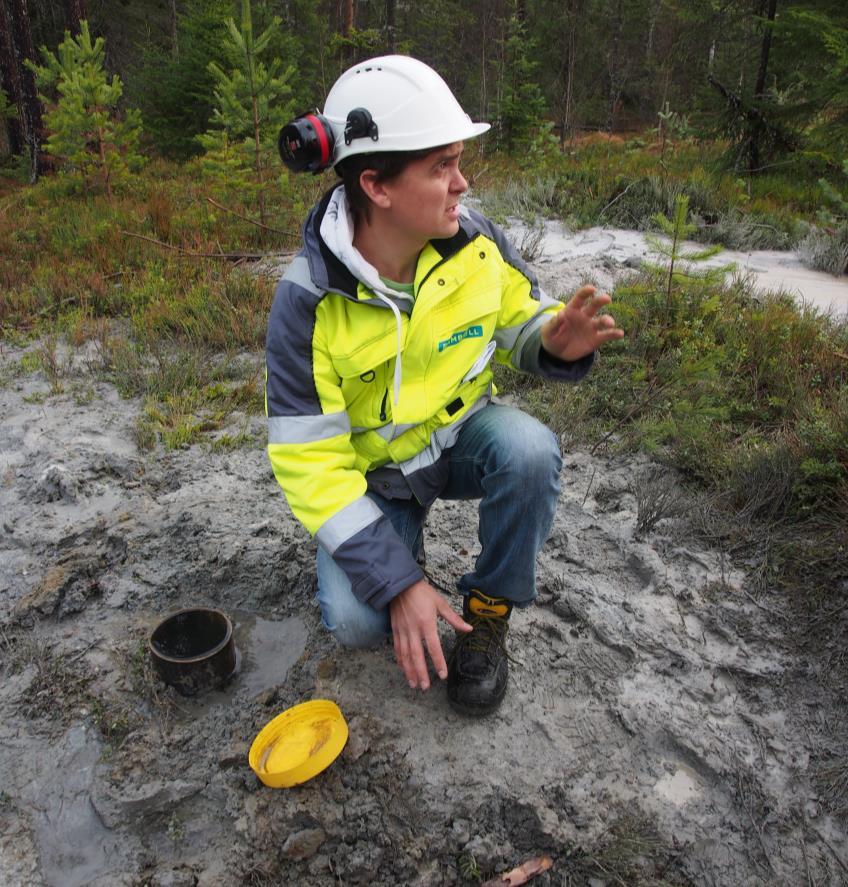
left=359, top=170, right=392, bottom=209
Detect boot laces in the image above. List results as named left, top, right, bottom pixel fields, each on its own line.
left=452, top=611, right=516, bottom=664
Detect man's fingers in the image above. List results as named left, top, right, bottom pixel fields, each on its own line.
left=393, top=632, right=414, bottom=687
left=598, top=328, right=625, bottom=342
left=584, top=291, right=612, bottom=317
left=407, top=636, right=431, bottom=690
left=438, top=600, right=473, bottom=633
left=423, top=628, right=448, bottom=680
left=573, top=284, right=596, bottom=303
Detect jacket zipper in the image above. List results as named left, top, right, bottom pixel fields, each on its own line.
left=379, top=389, right=388, bottom=422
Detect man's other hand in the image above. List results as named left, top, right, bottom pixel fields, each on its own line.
left=541, top=284, right=625, bottom=362
left=389, top=579, right=472, bottom=690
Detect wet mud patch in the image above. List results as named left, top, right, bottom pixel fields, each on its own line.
left=1, top=349, right=847, bottom=885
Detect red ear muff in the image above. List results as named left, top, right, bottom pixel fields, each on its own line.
left=278, top=111, right=335, bottom=173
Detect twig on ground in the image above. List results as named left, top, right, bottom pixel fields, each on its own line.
left=581, top=466, right=597, bottom=508
left=740, top=586, right=782, bottom=618
left=597, top=178, right=644, bottom=219
left=121, top=230, right=270, bottom=260
left=814, top=827, right=848, bottom=878
left=590, top=378, right=677, bottom=455
left=799, top=820, right=813, bottom=887
left=206, top=197, right=299, bottom=238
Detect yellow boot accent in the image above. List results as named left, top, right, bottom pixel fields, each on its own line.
left=468, top=591, right=510, bottom=618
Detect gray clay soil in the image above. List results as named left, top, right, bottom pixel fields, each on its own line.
left=1, top=250, right=847, bottom=886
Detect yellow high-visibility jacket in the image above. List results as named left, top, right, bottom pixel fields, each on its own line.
left=266, top=186, right=593, bottom=609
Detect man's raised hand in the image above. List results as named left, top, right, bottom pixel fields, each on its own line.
left=540, top=284, right=624, bottom=362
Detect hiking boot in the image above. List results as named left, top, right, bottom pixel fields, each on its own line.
left=447, top=589, right=512, bottom=716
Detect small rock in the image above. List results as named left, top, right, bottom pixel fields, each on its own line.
left=451, top=818, right=471, bottom=845
left=218, top=743, right=247, bottom=769
left=254, top=687, right=279, bottom=707
left=13, top=565, right=68, bottom=619
left=316, top=657, right=336, bottom=681
left=343, top=715, right=381, bottom=762
left=90, top=778, right=204, bottom=829
left=552, top=597, right=577, bottom=621
left=196, top=863, right=228, bottom=887
left=33, top=464, right=80, bottom=503
left=282, top=826, right=326, bottom=860
left=307, top=854, right=330, bottom=876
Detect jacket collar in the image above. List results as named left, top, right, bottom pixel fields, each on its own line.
left=302, top=185, right=478, bottom=303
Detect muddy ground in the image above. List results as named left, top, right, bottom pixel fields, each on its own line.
left=1, top=249, right=847, bottom=886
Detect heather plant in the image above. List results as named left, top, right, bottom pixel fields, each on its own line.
left=797, top=160, right=848, bottom=275
left=28, top=22, right=143, bottom=198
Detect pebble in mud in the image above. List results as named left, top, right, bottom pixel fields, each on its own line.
left=32, top=464, right=80, bottom=503
left=281, top=826, right=327, bottom=860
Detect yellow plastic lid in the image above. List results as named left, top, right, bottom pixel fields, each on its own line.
left=248, top=699, right=348, bottom=788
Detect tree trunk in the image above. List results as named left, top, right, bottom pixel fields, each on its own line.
left=385, top=0, right=395, bottom=52
left=7, top=0, right=43, bottom=181
left=516, top=0, right=527, bottom=24
left=65, top=0, right=85, bottom=34
left=0, top=0, right=25, bottom=155
left=749, top=0, right=778, bottom=175
left=562, top=0, right=579, bottom=145
left=606, top=0, right=625, bottom=133
left=169, top=0, right=179, bottom=58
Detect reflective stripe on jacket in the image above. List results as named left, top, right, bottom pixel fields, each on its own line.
left=266, top=186, right=594, bottom=610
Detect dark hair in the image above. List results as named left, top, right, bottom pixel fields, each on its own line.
left=335, top=146, right=440, bottom=222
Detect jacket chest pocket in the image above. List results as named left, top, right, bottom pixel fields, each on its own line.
left=335, top=335, right=399, bottom=426
left=333, top=334, right=399, bottom=380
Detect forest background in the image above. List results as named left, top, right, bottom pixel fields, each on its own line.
left=1, top=0, right=847, bottom=621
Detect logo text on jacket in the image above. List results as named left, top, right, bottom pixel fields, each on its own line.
left=438, top=325, right=483, bottom=352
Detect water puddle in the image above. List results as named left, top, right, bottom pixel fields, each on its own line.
left=172, top=612, right=307, bottom=717
left=232, top=611, right=307, bottom=698
left=17, top=725, right=122, bottom=887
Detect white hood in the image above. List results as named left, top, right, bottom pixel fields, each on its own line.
left=319, top=186, right=408, bottom=408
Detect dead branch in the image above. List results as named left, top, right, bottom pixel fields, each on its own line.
left=120, top=230, right=271, bottom=261
left=205, top=197, right=300, bottom=238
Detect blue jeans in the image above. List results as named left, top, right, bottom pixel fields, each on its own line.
left=316, top=404, right=562, bottom=648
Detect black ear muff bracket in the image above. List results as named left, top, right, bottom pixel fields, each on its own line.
left=278, top=110, right=335, bottom=174
left=344, top=108, right=379, bottom=145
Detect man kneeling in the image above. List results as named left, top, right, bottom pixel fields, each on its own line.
left=266, top=55, right=623, bottom=715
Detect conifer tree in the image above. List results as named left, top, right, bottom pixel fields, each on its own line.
left=644, top=195, right=733, bottom=316
left=496, top=7, right=549, bottom=155
left=197, top=0, right=295, bottom=225
left=29, top=21, right=142, bottom=197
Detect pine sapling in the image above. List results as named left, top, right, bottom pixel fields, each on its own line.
left=197, top=0, right=295, bottom=226
left=644, top=194, right=734, bottom=317
left=28, top=21, right=143, bottom=197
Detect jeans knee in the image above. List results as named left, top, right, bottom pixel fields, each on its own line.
left=324, top=605, right=389, bottom=649
left=498, top=418, right=561, bottom=488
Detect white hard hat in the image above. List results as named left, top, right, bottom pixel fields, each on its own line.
left=323, top=55, right=490, bottom=165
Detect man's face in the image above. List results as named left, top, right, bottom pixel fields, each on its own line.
left=380, top=142, right=468, bottom=244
